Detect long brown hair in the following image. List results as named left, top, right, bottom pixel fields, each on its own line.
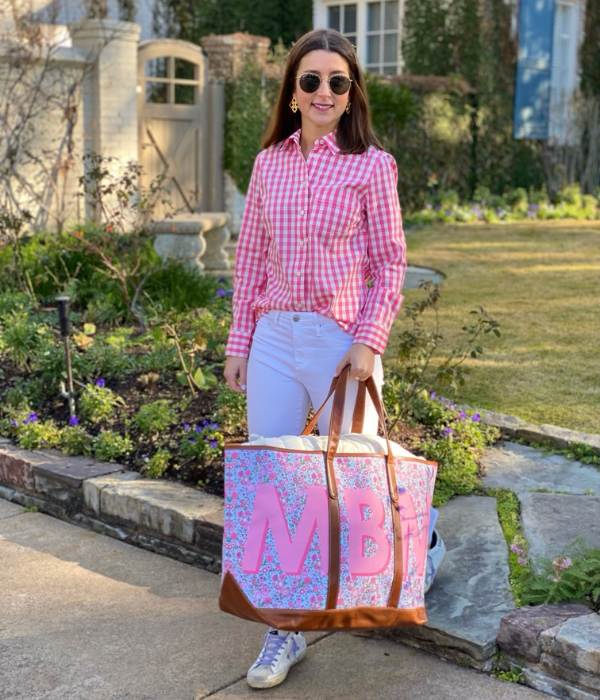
left=262, top=29, right=382, bottom=154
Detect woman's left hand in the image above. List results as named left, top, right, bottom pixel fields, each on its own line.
left=334, top=343, right=377, bottom=381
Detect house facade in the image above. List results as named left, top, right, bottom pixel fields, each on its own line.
left=312, top=0, right=406, bottom=75
left=312, top=0, right=588, bottom=144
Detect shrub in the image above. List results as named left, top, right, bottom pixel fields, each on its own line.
left=0, top=309, right=53, bottom=371
left=59, top=423, right=93, bottom=456
left=178, top=422, right=223, bottom=468
left=79, top=380, right=126, bottom=424
left=144, top=448, right=173, bottom=479
left=409, top=392, right=499, bottom=505
left=13, top=413, right=61, bottom=450
left=215, top=385, right=247, bottom=435
left=143, top=260, right=223, bottom=313
left=93, top=430, right=133, bottom=462
left=133, top=400, right=177, bottom=435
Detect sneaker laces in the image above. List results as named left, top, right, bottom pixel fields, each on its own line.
left=255, top=630, right=289, bottom=668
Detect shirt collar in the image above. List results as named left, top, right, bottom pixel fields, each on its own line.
left=279, top=127, right=340, bottom=155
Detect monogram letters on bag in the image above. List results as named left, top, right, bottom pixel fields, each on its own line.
left=241, top=483, right=429, bottom=577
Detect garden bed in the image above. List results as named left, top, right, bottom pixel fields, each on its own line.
left=0, top=227, right=499, bottom=507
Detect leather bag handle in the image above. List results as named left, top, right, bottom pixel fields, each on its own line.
left=302, top=364, right=399, bottom=508
left=302, top=364, right=404, bottom=610
left=302, top=368, right=365, bottom=436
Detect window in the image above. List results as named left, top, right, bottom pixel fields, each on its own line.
left=366, top=1, right=399, bottom=74
left=327, top=4, right=357, bottom=48
left=143, top=57, right=199, bottom=105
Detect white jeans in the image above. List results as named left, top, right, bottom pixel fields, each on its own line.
left=246, top=310, right=384, bottom=437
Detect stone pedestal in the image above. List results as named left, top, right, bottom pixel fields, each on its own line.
left=151, top=213, right=231, bottom=275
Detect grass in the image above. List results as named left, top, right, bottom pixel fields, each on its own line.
left=393, top=221, right=600, bottom=434
left=483, top=487, right=531, bottom=606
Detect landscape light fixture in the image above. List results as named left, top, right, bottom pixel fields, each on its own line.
left=55, top=295, right=76, bottom=419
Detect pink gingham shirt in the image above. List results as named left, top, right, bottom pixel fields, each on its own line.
left=225, top=126, right=407, bottom=358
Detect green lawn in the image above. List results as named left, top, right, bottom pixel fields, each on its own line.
left=389, top=221, right=600, bottom=434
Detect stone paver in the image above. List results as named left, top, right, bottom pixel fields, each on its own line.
left=364, top=495, right=514, bottom=670
left=481, top=441, right=600, bottom=496
left=479, top=412, right=600, bottom=455
left=0, top=498, right=25, bottom=519
left=520, top=492, right=600, bottom=565
left=0, top=500, right=546, bottom=700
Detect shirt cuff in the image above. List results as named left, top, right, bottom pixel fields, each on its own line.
left=224, top=331, right=253, bottom=359
left=353, top=321, right=389, bottom=355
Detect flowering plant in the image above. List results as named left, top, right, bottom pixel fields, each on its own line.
left=521, top=542, right=600, bottom=611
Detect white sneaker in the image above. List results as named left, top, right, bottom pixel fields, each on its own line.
left=246, top=628, right=307, bottom=689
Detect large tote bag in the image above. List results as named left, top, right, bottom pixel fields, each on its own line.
left=219, top=364, right=438, bottom=631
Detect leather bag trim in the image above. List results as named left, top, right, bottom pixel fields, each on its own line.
left=219, top=571, right=427, bottom=631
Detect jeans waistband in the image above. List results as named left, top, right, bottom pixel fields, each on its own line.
left=266, top=310, right=325, bottom=326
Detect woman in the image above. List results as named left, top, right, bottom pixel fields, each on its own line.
left=224, top=28, right=407, bottom=689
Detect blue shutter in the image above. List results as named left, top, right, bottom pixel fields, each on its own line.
left=513, top=0, right=556, bottom=139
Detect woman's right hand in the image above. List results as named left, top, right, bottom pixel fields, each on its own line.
left=224, top=356, right=248, bottom=393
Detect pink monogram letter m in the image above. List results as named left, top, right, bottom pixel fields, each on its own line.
left=241, top=484, right=329, bottom=575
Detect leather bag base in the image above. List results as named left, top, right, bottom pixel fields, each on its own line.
left=219, top=571, right=427, bottom=631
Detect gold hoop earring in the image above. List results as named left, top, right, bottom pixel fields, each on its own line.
left=345, top=100, right=351, bottom=114
left=289, top=95, right=299, bottom=113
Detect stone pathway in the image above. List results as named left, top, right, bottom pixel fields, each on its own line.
left=481, top=441, right=600, bottom=565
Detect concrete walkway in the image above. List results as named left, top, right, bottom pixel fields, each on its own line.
left=0, top=499, right=545, bottom=700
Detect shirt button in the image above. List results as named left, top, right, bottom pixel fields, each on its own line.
left=293, top=314, right=300, bottom=321
left=299, top=210, right=305, bottom=216
left=296, top=270, right=302, bottom=276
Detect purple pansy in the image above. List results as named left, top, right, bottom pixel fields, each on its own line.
left=68, top=415, right=80, bottom=426
left=471, top=413, right=481, bottom=422
left=23, top=412, right=38, bottom=424
left=442, top=426, right=453, bottom=436
left=95, top=377, right=106, bottom=388
left=182, top=422, right=191, bottom=432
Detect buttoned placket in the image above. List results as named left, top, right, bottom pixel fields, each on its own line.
left=293, top=139, right=322, bottom=310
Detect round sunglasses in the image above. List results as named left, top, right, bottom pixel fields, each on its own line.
left=297, top=72, right=353, bottom=95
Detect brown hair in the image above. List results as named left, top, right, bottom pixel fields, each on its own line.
left=262, top=29, right=383, bottom=154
